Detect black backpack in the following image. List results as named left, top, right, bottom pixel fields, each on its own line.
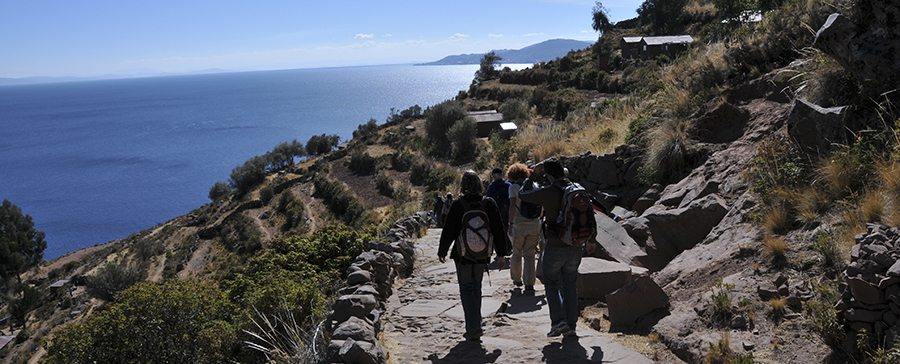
left=513, top=182, right=542, bottom=219
left=456, top=197, right=494, bottom=261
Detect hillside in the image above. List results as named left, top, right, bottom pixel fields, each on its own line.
left=417, top=38, right=594, bottom=65
left=3, top=0, right=900, bottom=363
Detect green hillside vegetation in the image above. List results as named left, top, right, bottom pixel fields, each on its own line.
left=2, top=0, right=898, bottom=362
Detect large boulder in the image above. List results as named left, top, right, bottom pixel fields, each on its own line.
left=633, top=194, right=729, bottom=272
left=332, top=316, right=377, bottom=343
left=339, top=338, right=385, bottom=364
left=593, top=210, right=647, bottom=266
left=606, top=276, right=669, bottom=327
left=576, top=258, right=647, bottom=300
left=814, top=8, right=900, bottom=94
left=786, top=98, right=849, bottom=155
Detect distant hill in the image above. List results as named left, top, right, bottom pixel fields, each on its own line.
left=417, top=39, right=594, bottom=66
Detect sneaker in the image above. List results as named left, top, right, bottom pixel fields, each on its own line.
left=524, top=285, right=535, bottom=293
left=564, top=328, right=577, bottom=337
left=547, top=322, right=571, bottom=337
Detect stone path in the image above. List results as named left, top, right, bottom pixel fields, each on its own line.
left=382, top=228, right=653, bottom=364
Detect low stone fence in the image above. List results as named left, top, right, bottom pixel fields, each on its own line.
left=326, top=212, right=431, bottom=364
left=837, top=223, right=900, bottom=352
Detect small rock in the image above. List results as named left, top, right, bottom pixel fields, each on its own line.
left=743, top=341, right=756, bottom=351
left=778, top=285, right=789, bottom=297
left=773, top=273, right=788, bottom=287
left=730, top=315, right=747, bottom=329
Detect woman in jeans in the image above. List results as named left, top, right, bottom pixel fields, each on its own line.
left=438, top=170, right=510, bottom=342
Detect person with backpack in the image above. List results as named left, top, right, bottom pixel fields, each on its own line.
left=438, top=171, right=510, bottom=342
left=506, top=163, right=542, bottom=293
left=486, top=167, right=511, bottom=229
left=519, top=157, right=597, bottom=338
left=432, top=195, right=444, bottom=227
left=440, top=192, right=453, bottom=228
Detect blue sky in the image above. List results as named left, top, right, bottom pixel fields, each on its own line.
left=0, top=0, right=643, bottom=78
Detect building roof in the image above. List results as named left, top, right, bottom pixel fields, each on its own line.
left=49, top=279, right=70, bottom=288
left=622, top=36, right=643, bottom=44
left=468, top=111, right=504, bottom=123
left=641, top=35, right=694, bottom=45
left=500, top=122, right=517, bottom=131
left=0, top=336, right=14, bottom=350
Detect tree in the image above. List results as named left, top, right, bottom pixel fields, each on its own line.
left=44, top=280, right=240, bottom=364
left=447, top=118, right=478, bottom=162
left=475, top=51, right=503, bottom=82
left=637, top=0, right=688, bottom=35
left=84, top=262, right=144, bottom=302
left=208, top=181, right=231, bottom=201
left=305, top=134, right=340, bottom=156
left=425, top=100, right=468, bottom=155
left=713, top=0, right=755, bottom=21
left=0, top=199, right=46, bottom=283
left=592, top=1, right=614, bottom=33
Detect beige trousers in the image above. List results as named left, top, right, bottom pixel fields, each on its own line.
left=510, top=233, right=539, bottom=285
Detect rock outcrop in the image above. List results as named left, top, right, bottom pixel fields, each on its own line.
left=327, top=213, right=431, bottom=364
left=814, top=1, right=900, bottom=94
left=786, top=98, right=849, bottom=155
left=836, top=223, right=900, bottom=352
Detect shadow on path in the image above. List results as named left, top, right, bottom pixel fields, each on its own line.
left=426, top=341, right=502, bottom=364
left=541, top=336, right=605, bottom=364
left=505, top=293, right=547, bottom=315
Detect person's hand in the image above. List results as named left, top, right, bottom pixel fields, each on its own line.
left=438, top=256, right=447, bottom=264
left=496, top=256, right=506, bottom=271
left=507, top=225, right=514, bottom=237
left=585, top=242, right=597, bottom=254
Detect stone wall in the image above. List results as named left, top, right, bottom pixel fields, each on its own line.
left=837, top=223, right=900, bottom=352
left=326, top=212, right=431, bottom=364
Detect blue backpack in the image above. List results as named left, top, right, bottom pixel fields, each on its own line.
left=513, top=182, right=542, bottom=219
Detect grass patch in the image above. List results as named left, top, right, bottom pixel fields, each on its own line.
left=763, top=235, right=787, bottom=259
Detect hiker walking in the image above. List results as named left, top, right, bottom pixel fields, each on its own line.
left=438, top=171, right=510, bottom=342
left=440, top=192, right=453, bottom=228
left=507, top=163, right=542, bottom=293
left=433, top=195, right=444, bottom=227
left=519, top=158, right=597, bottom=338
left=486, top=167, right=511, bottom=230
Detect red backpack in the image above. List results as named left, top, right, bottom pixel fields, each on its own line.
left=456, top=197, right=494, bottom=261
left=554, top=183, right=597, bottom=246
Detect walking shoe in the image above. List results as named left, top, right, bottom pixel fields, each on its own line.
left=524, top=285, right=535, bottom=293
left=547, top=322, right=571, bottom=337
left=564, top=328, right=577, bottom=337
left=514, top=281, right=524, bottom=287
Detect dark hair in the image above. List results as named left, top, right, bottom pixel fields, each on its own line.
left=460, top=170, right=483, bottom=196
left=543, top=157, right=565, bottom=179
left=491, top=167, right=503, bottom=176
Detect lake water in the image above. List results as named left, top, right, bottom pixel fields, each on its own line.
left=0, top=64, right=499, bottom=259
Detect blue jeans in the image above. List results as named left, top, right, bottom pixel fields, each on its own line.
left=541, top=245, right=582, bottom=328
left=455, top=261, right=485, bottom=335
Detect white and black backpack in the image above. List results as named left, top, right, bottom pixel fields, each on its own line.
left=456, top=197, right=494, bottom=261
left=554, top=183, right=597, bottom=246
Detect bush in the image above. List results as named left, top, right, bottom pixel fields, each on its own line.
left=260, top=185, right=275, bottom=204
left=276, top=189, right=294, bottom=214
left=499, top=97, right=530, bottom=121
left=447, top=118, right=478, bottom=162
left=85, top=262, right=143, bottom=302
left=348, top=151, right=378, bottom=175
left=228, top=155, right=269, bottom=194
left=353, top=118, right=380, bottom=143
left=208, top=181, right=231, bottom=201
left=490, top=132, right=516, bottom=165
left=391, top=151, right=415, bottom=172
left=646, top=118, right=692, bottom=183
left=425, top=100, right=468, bottom=155
left=409, top=161, right=456, bottom=191
left=44, top=280, right=240, bottom=364
left=9, top=284, right=42, bottom=327
left=133, top=238, right=164, bottom=262
left=313, top=177, right=367, bottom=226
left=375, top=172, right=394, bottom=197
left=305, top=134, right=340, bottom=156
left=281, top=199, right=307, bottom=233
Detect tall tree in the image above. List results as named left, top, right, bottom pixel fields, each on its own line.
left=592, top=1, right=614, bottom=33
left=0, top=199, right=46, bottom=283
left=637, top=0, right=688, bottom=35
left=475, top=51, right=503, bottom=82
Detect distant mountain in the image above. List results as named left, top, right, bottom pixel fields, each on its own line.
left=0, top=69, right=234, bottom=86
left=418, top=39, right=594, bottom=66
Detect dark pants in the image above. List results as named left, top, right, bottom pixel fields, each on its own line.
left=541, top=245, right=582, bottom=328
left=455, top=261, right=485, bottom=335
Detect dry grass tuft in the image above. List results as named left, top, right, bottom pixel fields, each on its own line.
left=769, top=297, right=787, bottom=315
left=818, top=154, right=857, bottom=200
left=646, top=118, right=693, bottom=182
left=762, top=203, right=791, bottom=235
left=859, top=191, right=886, bottom=224
left=793, top=187, right=828, bottom=222
left=764, top=235, right=788, bottom=258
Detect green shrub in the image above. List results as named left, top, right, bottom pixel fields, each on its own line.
left=133, top=238, right=164, bottom=263
left=807, top=301, right=844, bottom=348
left=313, top=177, right=367, bottom=226
left=353, top=118, right=380, bottom=143
left=490, top=132, right=516, bottom=165
left=447, top=118, right=478, bottom=162
left=281, top=199, right=307, bottom=233
left=708, top=280, right=735, bottom=325
left=410, top=161, right=456, bottom=191
left=499, top=97, right=530, bottom=121
left=391, top=151, right=415, bottom=172
left=348, top=151, right=378, bottom=175
left=276, top=190, right=294, bottom=214
left=85, top=262, right=143, bottom=302
left=208, top=181, right=231, bottom=201
left=260, top=185, right=275, bottom=204
left=393, top=183, right=413, bottom=203
left=44, top=280, right=240, bottom=364
left=9, top=284, right=42, bottom=327
left=305, top=133, right=340, bottom=156
left=425, top=100, right=468, bottom=156
left=375, top=171, right=395, bottom=197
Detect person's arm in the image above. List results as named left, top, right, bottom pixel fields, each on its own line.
left=438, top=201, right=462, bottom=263
left=507, top=185, right=518, bottom=236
